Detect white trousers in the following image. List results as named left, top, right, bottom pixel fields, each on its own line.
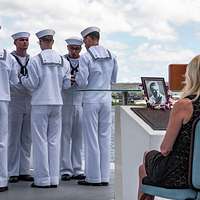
left=60, top=105, right=83, bottom=176
left=31, top=105, right=62, bottom=186
left=0, top=101, right=8, bottom=187
left=8, top=96, right=31, bottom=176
left=83, top=102, right=112, bottom=183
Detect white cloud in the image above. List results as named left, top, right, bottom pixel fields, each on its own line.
left=0, top=0, right=199, bottom=83
left=0, top=0, right=131, bottom=54
left=132, top=43, right=195, bottom=63
left=117, top=42, right=196, bottom=83
left=1, top=0, right=200, bottom=41
left=0, top=0, right=131, bottom=33
left=103, top=0, right=200, bottom=41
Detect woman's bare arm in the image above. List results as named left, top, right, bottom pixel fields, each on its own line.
left=160, top=99, right=193, bottom=156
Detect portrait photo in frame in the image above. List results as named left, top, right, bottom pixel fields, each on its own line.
left=141, top=77, right=168, bottom=106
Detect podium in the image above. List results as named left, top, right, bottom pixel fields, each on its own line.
left=168, top=64, right=187, bottom=91
left=115, top=106, right=165, bottom=200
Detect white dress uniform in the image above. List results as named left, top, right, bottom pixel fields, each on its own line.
left=76, top=28, right=118, bottom=183
left=8, top=34, right=32, bottom=177
left=0, top=49, right=18, bottom=187
left=21, top=29, right=71, bottom=186
left=149, top=93, right=166, bottom=105
left=60, top=53, right=84, bottom=177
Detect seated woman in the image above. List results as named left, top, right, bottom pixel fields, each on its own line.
left=138, top=55, right=200, bottom=200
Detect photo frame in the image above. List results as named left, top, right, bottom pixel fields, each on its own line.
left=141, top=77, right=168, bottom=105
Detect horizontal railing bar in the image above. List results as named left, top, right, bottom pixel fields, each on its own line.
left=75, top=89, right=142, bottom=92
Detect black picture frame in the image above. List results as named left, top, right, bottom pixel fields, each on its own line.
left=141, top=77, right=168, bottom=105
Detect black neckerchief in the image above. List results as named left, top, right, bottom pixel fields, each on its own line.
left=155, top=95, right=162, bottom=104
left=11, top=53, right=29, bottom=76
left=65, top=55, right=79, bottom=75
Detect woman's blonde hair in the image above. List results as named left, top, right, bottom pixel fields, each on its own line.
left=181, top=55, right=200, bottom=100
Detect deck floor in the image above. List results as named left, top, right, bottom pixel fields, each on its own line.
left=0, top=178, right=114, bottom=200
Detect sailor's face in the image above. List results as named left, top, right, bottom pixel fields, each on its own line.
left=150, top=85, right=159, bottom=97
left=83, top=36, right=93, bottom=49
left=67, top=45, right=81, bottom=59
left=15, top=37, right=29, bottom=50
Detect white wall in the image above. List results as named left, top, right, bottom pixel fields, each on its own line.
left=115, top=106, right=165, bottom=200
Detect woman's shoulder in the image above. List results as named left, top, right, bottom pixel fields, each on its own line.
left=173, top=98, right=192, bottom=112
left=173, top=98, right=193, bottom=123
left=176, top=98, right=192, bottom=106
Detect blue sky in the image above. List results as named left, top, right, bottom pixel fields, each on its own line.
left=0, top=0, right=200, bottom=83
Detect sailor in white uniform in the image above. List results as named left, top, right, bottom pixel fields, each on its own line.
left=148, top=81, right=167, bottom=105
left=20, top=29, right=71, bottom=188
left=76, top=27, right=118, bottom=186
left=8, top=32, right=33, bottom=183
left=0, top=25, right=18, bottom=192
left=60, top=37, right=85, bottom=181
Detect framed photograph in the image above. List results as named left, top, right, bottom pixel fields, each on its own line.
left=141, top=77, right=168, bottom=105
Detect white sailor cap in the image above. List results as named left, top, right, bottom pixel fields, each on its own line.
left=11, top=32, right=30, bottom=40
left=81, top=26, right=100, bottom=38
left=65, top=37, right=83, bottom=46
left=36, top=29, right=55, bottom=39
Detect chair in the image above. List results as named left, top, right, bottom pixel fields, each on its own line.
left=141, top=117, right=200, bottom=200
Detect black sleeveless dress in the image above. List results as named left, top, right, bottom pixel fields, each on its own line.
left=143, top=95, right=200, bottom=189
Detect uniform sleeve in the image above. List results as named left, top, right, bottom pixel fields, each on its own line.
left=21, top=58, right=40, bottom=92
left=8, top=54, right=18, bottom=85
left=75, top=54, right=89, bottom=88
left=62, top=59, right=71, bottom=90
left=111, top=57, right=118, bottom=84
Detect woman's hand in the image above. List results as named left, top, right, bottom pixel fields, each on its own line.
left=160, top=143, right=172, bottom=156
